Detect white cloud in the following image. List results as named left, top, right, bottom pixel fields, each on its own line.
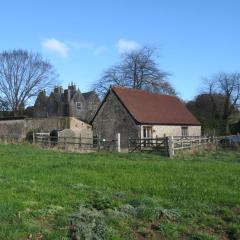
left=42, top=38, right=69, bottom=57
left=42, top=38, right=108, bottom=58
left=94, top=46, right=106, bottom=56
left=117, top=39, right=141, bottom=54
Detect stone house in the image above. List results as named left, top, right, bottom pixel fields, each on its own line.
left=91, top=87, right=201, bottom=149
left=34, top=84, right=100, bottom=123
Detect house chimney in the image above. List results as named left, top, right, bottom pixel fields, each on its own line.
left=64, top=89, right=71, bottom=103
left=54, top=86, right=63, bottom=95
left=68, top=83, right=76, bottom=92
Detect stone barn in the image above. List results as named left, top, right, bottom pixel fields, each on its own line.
left=91, top=87, right=201, bottom=149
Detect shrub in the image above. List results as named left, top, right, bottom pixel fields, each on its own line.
left=68, top=205, right=112, bottom=240
left=88, top=192, right=115, bottom=210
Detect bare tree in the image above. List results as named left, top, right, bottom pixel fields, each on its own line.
left=0, top=99, right=9, bottom=111
left=93, top=46, right=176, bottom=98
left=203, top=72, right=240, bottom=134
left=0, top=49, right=57, bottom=116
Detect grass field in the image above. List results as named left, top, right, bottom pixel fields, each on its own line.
left=0, top=144, right=240, bottom=240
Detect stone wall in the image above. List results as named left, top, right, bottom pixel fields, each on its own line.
left=69, top=91, right=87, bottom=120
left=69, top=117, right=92, bottom=139
left=0, top=117, right=92, bottom=141
left=92, top=91, right=140, bottom=148
left=148, top=125, right=201, bottom=138
left=84, top=92, right=101, bottom=122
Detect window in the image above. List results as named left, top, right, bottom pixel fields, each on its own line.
left=76, top=102, right=82, bottom=110
left=181, top=126, right=188, bottom=137
left=143, top=126, right=153, bottom=147
left=143, top=126, right=152, bottom=139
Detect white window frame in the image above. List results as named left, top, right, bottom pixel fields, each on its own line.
left=181, top=126, right=188, bottom=137
left=142, top=126, right=153, bottom=139
left=76, top=102, right=82, bottom=111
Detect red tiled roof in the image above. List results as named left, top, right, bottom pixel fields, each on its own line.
left=112, top=87, right=200, bottom=125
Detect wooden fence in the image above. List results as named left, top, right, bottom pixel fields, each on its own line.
left=129, top=136, right=224, bottom=157
left=34, top=133, right=97, bottom=150
left=168, top=136, right=223, bottom=157
left=34, top=132, right=118, bottom=151
left=34, top=132, right=232, bottom=156
left=128, top=137, right=169, bottom=155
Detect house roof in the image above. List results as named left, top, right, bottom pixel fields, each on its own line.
left=112, top=86, right=201, bottom=125
left=82, top=91, right=94, bottom=100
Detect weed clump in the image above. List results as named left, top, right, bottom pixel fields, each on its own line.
left=68, top=205, right=113, bottom=240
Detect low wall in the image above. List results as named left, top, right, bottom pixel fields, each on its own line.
left=69, top=117, right=92, bottom=139
left=0, top=117, right=92, bottom=141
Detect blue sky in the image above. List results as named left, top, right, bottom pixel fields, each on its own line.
left=0, top=0, right=239, bottom=100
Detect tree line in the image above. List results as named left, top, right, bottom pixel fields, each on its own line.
left=0, top=48, right=239, bottom=135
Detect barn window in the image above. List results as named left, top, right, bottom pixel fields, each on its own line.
left=76, top=102, right=82, bottom=110
left=143, top=126, right=152, bottom=138
left=181, top=126, right=188, bottom=137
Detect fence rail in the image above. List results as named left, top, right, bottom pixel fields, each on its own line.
left=168, top=136, right=223, bottom=157
left=128, top=137, right=169, bottom=155
left=34, top=133, right=118, bottom=151
left=129, top=136, right=227, bottom=157
left=33, top=132, right=236, bottom=156
left=34, top=133, right=99, bottom=150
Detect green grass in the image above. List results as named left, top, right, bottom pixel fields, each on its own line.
left=0, top=144, right=240, bottom=239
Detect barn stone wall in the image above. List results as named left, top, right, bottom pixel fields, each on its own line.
left=148, top=125, right=201, bottom=138
left=92, top=91, right=140, bottom=148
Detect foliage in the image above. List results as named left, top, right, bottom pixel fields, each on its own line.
left=186, top=93, right=228, bottom=135
left=69, top=205, right=112, bottom=240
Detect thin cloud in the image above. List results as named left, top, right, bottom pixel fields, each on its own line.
left=117, top=39, right=141, bottom=54
left=94, top=46, right=106, bottom=56
left=42, top=38, right=69, bottom=57
left=42, top=38, right=107, bottom=57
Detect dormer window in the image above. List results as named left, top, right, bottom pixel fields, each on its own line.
left=76, top=102, right=82, bottom=110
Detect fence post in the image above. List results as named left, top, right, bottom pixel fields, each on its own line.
left=32, top=130, right=35, bottom=144
left=97, top=136, right=100, bottom=151
left=79, top=134, right=81, bottom=149
left=117, top=133, right=121, bottom=152
left=168, top=136, right=174, bottom=157
left=128, top=137, right=131, bottom=152
left=64, top=137, right=66, bottom=149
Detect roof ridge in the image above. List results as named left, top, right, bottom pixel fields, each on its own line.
left=112, top=86, right=178, bottom=99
